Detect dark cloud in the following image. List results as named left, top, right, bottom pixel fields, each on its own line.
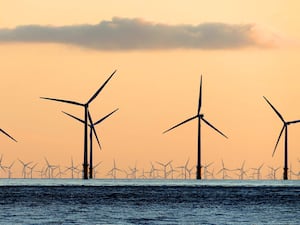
left=0, top=17, right=277, bottom=50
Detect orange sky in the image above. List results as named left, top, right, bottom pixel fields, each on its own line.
left=1, top=1, right=300, bottom=179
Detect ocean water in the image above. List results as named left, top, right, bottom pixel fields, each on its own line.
left=0, top=179, right=300, bottom=225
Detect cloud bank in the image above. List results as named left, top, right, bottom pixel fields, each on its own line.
left=0, top=17, right=278, bottom=50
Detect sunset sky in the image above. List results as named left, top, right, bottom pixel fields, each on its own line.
left=1, top=1, right=300, bottom=178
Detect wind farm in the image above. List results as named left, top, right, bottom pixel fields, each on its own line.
left=2, top=2, right=300, bottom=224
left=1, top=75, right=300, bottom=181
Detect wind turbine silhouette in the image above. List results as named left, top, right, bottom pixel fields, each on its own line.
left=18, top=159, right=32, bottom=178
left=28, top=163, right=38, bottom=179
left=62, top=108, right=118, bottom=179
left=234, top=161, right=247, bottom=180
left=0, top=154, right=6, bottom=172
left=217, top=159, right=231, bottom=179
left=203, top=162, right=214, bottom=179
left=44, top=158, right=57, bottom=178
left=0, top=128, right=17, bottom=142
left=5, top=161, right=15, bottom=178
left=107, top=159, right=122, bottom=179
left=163, top=75, right=228, bottom=179
left=65, top=158, right=79, bottom=179
left=156, top=160, right=172, bottom=179
left=41, top=70, right=117, bottom=179
left=251, top=163, right=264, bottom=180
left=263, top=96, right=300, bottom=180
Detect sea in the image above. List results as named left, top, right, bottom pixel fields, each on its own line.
left=0, top=179, right=299, bottom=225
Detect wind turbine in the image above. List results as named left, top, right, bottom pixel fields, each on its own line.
left=65, top=157, right=80, bottom=179
left=156, top=160, right=172, bottom=179
left=146, top=162, right=159, bottom=179
left=92, top=161, right=102, bottom=178
left=44, top=158, right=57, bottom=178
left=107, top=159, right=122, bottom=179
left=62, top=108, right=118, bottom=179
left=217, top=159, right=231, bottom=179
left=0, top=154, right=6, bottom=173
left=263, top=96, right=300, bottom=180
left=28, top=163, right=38, bottom=179
left=234, top=161, right=247, bottom=180
left=18, top=159, right=32, bottom=178
left=167, top=163, right=176, bottom=179
left=163, top=75, right=228, bottom=179
left=5, top=161, right=15, bottom=179
left=250, top=163, right=264, bottom=180
left=268, top=166, right=280, bottom=180
left=203, top=162, right=214, bottom=179
left=0, top=128, right=17, bottom=142
left=41, top=70, right=117, bottom=179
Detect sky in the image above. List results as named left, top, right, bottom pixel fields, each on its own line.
left=1, top=1, right=300, bottom=179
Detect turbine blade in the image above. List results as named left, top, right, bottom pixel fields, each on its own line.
left=205, top=162, right=214, bottom=168
left=0, top=129, right=17, bottom=142
left=163, top=115, right=198, bottom=134
left=263, top=96, right=285, bottom=123
left=288, top=119, right=300, bottom=125
left=201, top=117, right=228, bottom=138
left=94, top=108, right=119, bottom=126
left=198, top=75, right=202, bottom=114
left=40, top=97, right=84, bottom=107
left=272, top=125, right=285, bottom=157
left=88, top=111, right=102, bottom=150
left=259, top=163, right=264, bottom=170
left=62, top=111, right=85, bottom=124
left=87, top=70, right=117, bottom=105
left=156, top=161, right=164, bottom=167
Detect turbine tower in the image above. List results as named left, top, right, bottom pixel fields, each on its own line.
left=163, top=75, right=228, bottom=180
left=41, top=70, right=116, bottom=179
left=62, top=108, right=118, bottom=179
left=0, top=128, right=17, bottom=142
left=263, top=96, right=300, bottom=180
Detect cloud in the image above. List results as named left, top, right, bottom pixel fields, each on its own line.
left=0, top=17, right=278, bottom=50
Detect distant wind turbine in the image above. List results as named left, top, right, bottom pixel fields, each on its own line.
left=5, top=161, right=15, bottom=179
left=28, top=163, right=38, bottom=179
left=44, top=158, right=57, bottom=178
left=65, top=157, right=80, bottom=179
left=217, top=160, right=231, bottom=179
left=41, top=70, right=117, bottom=179
left=234, top=161, right=247, bottom=180
left=18, top=159, right=32, bottom=178
left=163, top=75, right=228, bottom=179
left=62, top=108, right=118, bottom=179
left=250, top=163, right=264, bottom=180
left=263, top=96, right=300, bottom=180
left=156, top=160, right=172, bottom=179
left=107, top=159, right=122, bottom=179
left=0, top=155, right=6, bottom=176
left=203, top=162, right=214, bottom=179
left=268, top=166, right=280, bottom=180
left=0, top=128, right=17, bottom=142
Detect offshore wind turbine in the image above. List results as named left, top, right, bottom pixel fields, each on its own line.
left=156, top=160, right=172, bottom=179
left=65, top=158, right=79, bottom=179
left=62, top=108, right=118, bottom=179
left=18, top=159, right=32, bottom=178
left=263, top=96, right=300, bottom=180
left=5, top=161, right=15, bottom=179
left=41, top=70, right=117, bottom=179
left=163, top=75, right=228, bottom=180
left=0, top=128, right=17, bottom=142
